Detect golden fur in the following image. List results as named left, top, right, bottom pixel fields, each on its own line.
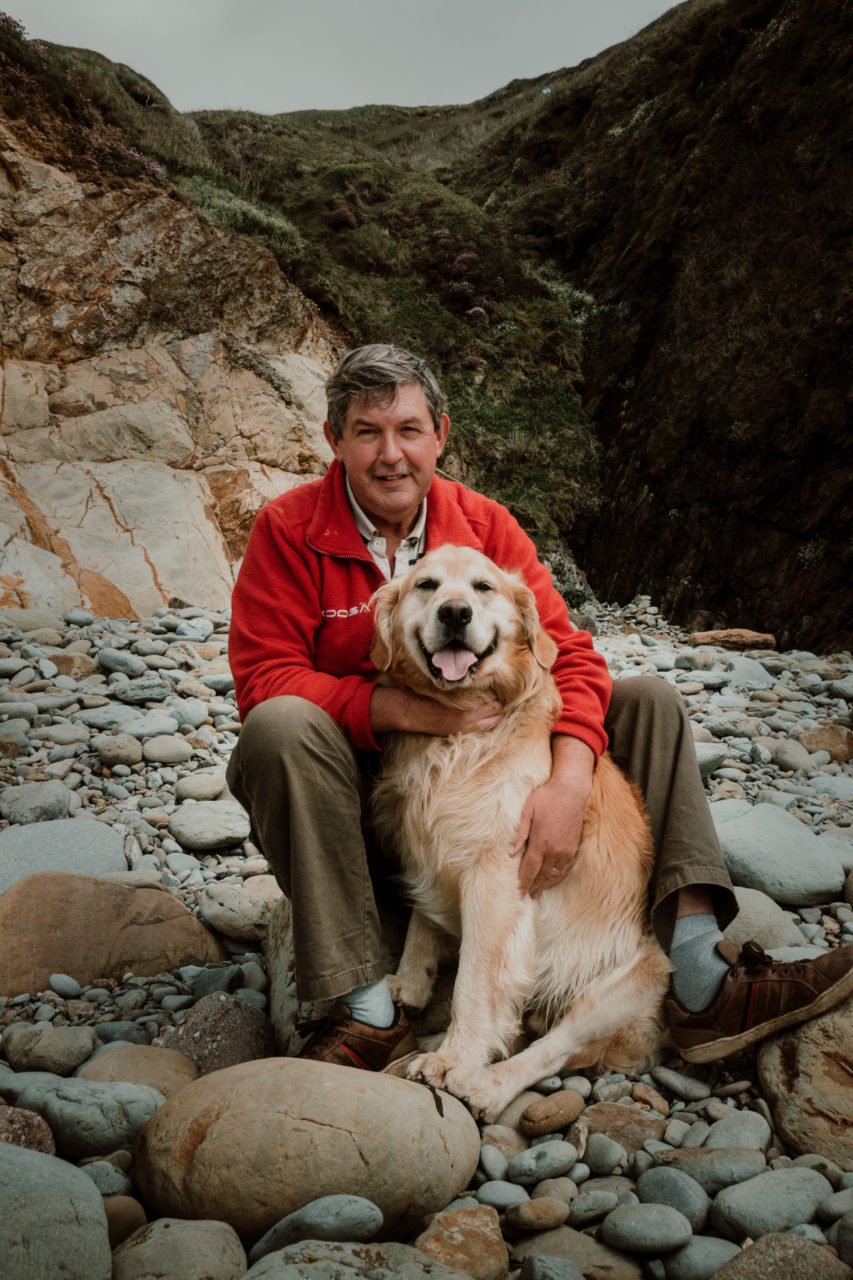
left=370, top=545, right=670, bottom=1121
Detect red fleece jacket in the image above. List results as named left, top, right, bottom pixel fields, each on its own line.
left=229, top=461, right=612, bottom=756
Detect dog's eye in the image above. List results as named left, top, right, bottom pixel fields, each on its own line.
left=474, top=581, right=494, bottom=593
left=415, top=578, right=438, bottom=592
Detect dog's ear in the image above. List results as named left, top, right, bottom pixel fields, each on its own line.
left=513, top=580, right=558, bottom=669
left=369, top=579, right=402, bottom=672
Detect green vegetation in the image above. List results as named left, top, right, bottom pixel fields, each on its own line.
left=173, top=174, right=305, bottom=273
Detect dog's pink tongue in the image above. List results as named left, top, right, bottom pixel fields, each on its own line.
left=432, top=648, right=478, bottom=681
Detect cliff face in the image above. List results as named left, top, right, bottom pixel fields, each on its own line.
left=0, top=52, right=334, bottom=618
left=446, top=0, right=853, bottom=650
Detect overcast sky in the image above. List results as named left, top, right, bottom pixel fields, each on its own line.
left=9, top=0, right=679, bottom=115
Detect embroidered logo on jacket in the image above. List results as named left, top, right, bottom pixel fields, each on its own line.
left=321, top=603, right=372, bottom=620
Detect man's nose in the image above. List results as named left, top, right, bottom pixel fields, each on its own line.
left=378, top=430, right=404, bottom=462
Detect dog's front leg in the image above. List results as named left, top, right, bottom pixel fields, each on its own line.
left=407, top=871, right=534, bottom=1091
left=387, top=908, right=444, bottom=1010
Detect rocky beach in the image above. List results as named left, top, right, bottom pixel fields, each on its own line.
left=1, top=596, right=852, bottom=1279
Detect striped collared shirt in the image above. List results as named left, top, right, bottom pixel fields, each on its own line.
left=345, top=477, right=427, bottom=580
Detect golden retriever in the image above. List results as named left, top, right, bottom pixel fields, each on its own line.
left=370, top=545, right=670, bottom=1122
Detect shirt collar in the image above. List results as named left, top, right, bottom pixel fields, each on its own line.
left=345, top=476, right=427, bottom=548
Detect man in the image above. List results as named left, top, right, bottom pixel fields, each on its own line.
left=227, top=344, right=853, bottom=1072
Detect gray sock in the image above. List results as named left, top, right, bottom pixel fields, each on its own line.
left=341, top=978, right=395, bottom=1028
left=669, top=913, right=731, bottom=1013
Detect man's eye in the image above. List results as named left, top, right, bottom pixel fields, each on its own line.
left=416, top=578, right=438, bottom=591
left=474, top=581, right=494, bottom=593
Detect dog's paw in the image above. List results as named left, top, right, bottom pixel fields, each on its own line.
left=406, top=1050, right=454, bottom=1089
left=386, top=972, right=433, bottom=1011
left=450, top=1069, right=515, bottom=1125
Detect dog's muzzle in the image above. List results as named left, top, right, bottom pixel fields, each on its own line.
left=419, top=600, right=498, bottom=683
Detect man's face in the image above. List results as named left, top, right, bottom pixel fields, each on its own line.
left=323, top=384, right=450, bottom=535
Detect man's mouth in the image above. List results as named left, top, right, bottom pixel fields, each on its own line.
left=418, top=633, right=498, bottom=683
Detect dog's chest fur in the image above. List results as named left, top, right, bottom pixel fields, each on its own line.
left=372, top=711, right=553, bottom=933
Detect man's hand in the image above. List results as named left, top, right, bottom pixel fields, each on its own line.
left=370, top=685, right=503, bottom=736
left=510, top=736, right=595, bottom=897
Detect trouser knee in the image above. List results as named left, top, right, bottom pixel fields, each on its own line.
left=607, top=675, right=688, bottom=732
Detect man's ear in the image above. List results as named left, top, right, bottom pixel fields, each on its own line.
left=435, top=412, right=451, bottom=457
left=369, top=579, right=402, bottom=671
left=513, top=580, right=558, bottom=669
left=323, top=421, right=343, bottom=460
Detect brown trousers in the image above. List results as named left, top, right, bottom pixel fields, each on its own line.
left=226, top=677, right=737, bottom=1001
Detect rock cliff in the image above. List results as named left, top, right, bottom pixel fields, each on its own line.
left=0, top=113, right=334, bottom=617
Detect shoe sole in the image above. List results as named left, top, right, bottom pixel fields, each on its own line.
left=381, top=1047, right=421, bottom=1077
left=676, top=963, right=853, bottom=1064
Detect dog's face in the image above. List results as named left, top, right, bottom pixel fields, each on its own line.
left=371, top=545, right=557, bottom=699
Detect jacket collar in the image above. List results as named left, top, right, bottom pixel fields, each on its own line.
left=307, top=461, right=485, bottom=560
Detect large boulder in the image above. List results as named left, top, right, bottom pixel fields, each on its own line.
left=0, top=817, right=125, bottom=894
left=133, top=1057, right=480, bottom=1242
left=757, top=992, right=853, bottom=1163
left=0, top=1142, right=111, bottom=1279
left=712, top=803, right=846, bottom=904
left=0, top=872, right=226, bottom=996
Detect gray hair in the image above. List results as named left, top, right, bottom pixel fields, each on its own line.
left=325, top=344, right=447, bottom=439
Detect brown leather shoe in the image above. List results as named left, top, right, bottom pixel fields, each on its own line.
left=297, top=1003, right=417, bottom=1071
left=666, top=939, right=853, bottom=1064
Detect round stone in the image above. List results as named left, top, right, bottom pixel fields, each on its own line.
left=175, top=771, right=227, bottom=801
left=0, top=1104, right=56, bottom=1154
left=13, top=1076, right=166, bottom=1160
left=96, top=648, right=147, bottom=678
left=585, top=1132, right=628, bottom=1175
left=76, top=1043, right=198, bottom=1099
left=112, top=1217, right=246, bottom=1280
left=49, top=973, right=82, bottom=999
left=650, top=1067, right=712, bottom=1101
left=81, top=1159, right=133, bottom=1197
left=521, top=1089, right=586, bottom=1136
left=507, top=1140, right=579, bottom=1186
left=142, top=734, right=194, bottom=764
left=705, top=1109, right=771, bottom=1152
left=248, top=1194, right=383, bottom=1262
left=103, top=1195, right=148, bottom=1250
left=0, top=1143, right=111, bottom=1279
left=476, top=1180, right=531, bottom=1209
left=175, top=618, right=215, bottom=641
left=711, top=1167, right=834, bottom=1240
left=663, top=1235, right=741, bottom=1278
left=568, top=1188, right=619, bottom=1227
left=480, top=1143, right=509, bottom=1181
left=600, top=1202, right=693, bottom=1253
left=505, top=1196, right=570, bottom=1232
left=168, top=800, right=251, bottom=850
left=92, top=734, right=143, bottom=766
left=637, top=1165, right=711, bottom=1231
left=1, top=1023, right=99, bottom=1075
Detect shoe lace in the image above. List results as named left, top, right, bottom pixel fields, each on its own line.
left=740, top=940, right=807, bottom=976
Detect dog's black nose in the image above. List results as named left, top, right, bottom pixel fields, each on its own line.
left=437, top=598, right=473, bottom=629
